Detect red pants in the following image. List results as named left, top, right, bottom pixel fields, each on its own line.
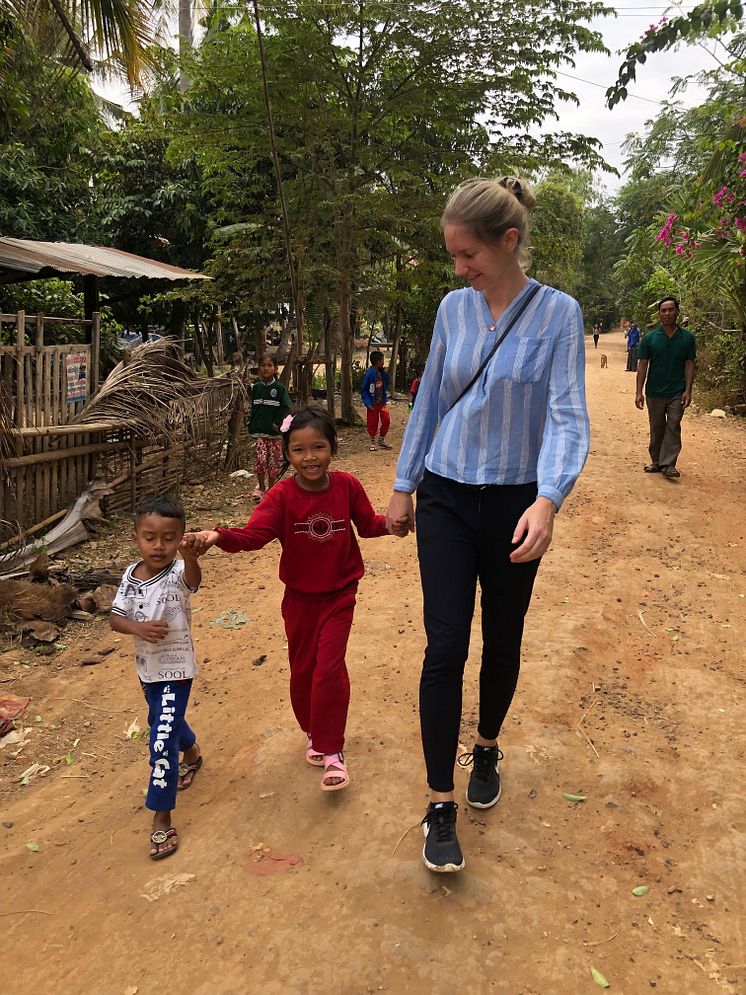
left=366, top=404, right=390, bottom=438
left=281, top=583, right=357, bottom=754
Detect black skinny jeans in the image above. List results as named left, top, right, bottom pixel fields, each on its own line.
left=416, top=470, right=541, bottom=793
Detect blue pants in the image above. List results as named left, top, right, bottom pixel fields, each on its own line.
left=141, top=679, right=196, bottom=812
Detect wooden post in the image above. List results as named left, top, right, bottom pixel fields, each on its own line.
left=34, top=314, right=44, bottom=520
left=90, top=312, right=101, bottom=395
left=14, top=310, right=25, bottom=525
left=15, top=311, right=25, bottom=429
left=83, top=275, right=100, bottom=324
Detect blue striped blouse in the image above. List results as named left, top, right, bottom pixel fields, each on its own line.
left=394, top=279, right=590, bottom=509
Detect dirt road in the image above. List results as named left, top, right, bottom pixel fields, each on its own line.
left=2, top=331, right=745, bottom=994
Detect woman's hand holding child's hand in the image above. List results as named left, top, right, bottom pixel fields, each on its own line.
left=388, top=519, right=410, bottom=538
left=386, top=492, right=415, bottom=537
left=181, top=530, right=220, bottom=557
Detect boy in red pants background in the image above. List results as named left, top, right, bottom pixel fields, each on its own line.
left=361, top=351, right=392, bottom=451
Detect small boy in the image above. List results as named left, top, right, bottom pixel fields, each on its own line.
left=361, top=350, right=392, bottom=451
left=110, top=497, right=202, bottom=860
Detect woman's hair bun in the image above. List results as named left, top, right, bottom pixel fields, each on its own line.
left=498, top=176, right=536, bottom=212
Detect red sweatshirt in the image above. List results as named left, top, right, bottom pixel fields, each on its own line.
left=215, top=471, right=389, bottom=594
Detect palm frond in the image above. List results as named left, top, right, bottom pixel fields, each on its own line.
left=68, top=340, right=247, bottom=444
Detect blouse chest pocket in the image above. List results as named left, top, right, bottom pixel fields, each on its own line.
left=494, top=335, right=550, bottom=384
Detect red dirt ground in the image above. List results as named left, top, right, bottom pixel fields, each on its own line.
left=2, top=330, right=745, bottom=994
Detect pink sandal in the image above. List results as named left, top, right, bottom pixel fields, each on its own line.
left=251, top=487, right=264, bottom=502
left=321, top=752, right=349, bottom=792
left=305, top=736, right=324, bottom=767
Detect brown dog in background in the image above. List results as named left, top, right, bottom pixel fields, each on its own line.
left=600, top=353, right=608, bottom=368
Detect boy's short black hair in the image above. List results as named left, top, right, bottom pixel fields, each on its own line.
left=281, top=405, right=338, bottom=456
left=369, top=350, right=384, bottom=365
left=135, top=496, right=186, bottom=531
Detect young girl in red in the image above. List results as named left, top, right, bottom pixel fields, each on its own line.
left=185, top=406, right=402, bottom=791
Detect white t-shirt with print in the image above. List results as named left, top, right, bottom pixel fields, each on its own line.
left=112, top=559, right=198, bottom=683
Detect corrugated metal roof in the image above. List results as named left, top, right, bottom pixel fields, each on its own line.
left=0, top=237, right=209, bottom=281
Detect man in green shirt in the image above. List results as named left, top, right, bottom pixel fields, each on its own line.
left=635, top=296, right=696, bottom=480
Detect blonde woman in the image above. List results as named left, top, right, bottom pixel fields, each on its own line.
left=386, top=177, right=590, bottom=872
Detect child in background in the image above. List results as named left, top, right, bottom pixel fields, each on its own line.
left=409, top=365, right=424, bottom=409
left=185, top=406, right=405, bottom=792
left=110, top=498, right=202, bottom=860
left=361, top=350, right=392, bottom=451
left=248, top=353, right=292, bottom=501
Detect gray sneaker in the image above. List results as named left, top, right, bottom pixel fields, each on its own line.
left=460, top=744, right=503, bottom=809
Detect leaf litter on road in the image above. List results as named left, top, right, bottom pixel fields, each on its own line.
left=590, top=966, right=610, bottom=988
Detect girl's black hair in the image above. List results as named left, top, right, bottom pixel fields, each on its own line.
left=135, top=496, right=186, bottom=531
left=281, top=405, right=338, bottom=456
left=257, top=352, right=278, bottom=367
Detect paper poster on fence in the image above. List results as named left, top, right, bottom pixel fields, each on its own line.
left=65, top=352, right=88, bottom=403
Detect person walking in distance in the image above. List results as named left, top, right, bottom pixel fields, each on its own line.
left=386, top=176, right=589, bottom=873
left=361, top=351, right=392, bottom=451
left=592, top=322, right=600, bottom=349
left=636, top=297, right=696, bottom=480
left=626, top=321, right=641, bottom=372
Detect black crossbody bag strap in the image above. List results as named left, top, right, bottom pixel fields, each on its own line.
left=447, top=282, right=542, bottom=414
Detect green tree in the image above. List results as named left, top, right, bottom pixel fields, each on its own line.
left=530, top=173, right=585, bottom=296
left=168, top=0, right=610, bottom=416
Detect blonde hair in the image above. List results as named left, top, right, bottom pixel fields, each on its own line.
left=441, top=176, right=536, bottom=270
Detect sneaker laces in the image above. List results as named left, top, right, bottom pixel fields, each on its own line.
left=421, top=804, right=458, bottom=842
left=458, top=747, right=503, bottom=782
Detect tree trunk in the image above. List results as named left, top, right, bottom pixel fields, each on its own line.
left=389, top=297, right=403, bottom=397
left=255, top=324, right=267, bottom=361
left=224, top=394, right=246, bottom=471
left=230, top=314, right=242, bottom=365
left=279, top=335, right=297, bottom=389
left=214, top=308, right=225, bottom=366
left=193, top=313, right=214, bottom=377
left=388, top=252, right=404, bottom=395
left=339, top=279, right=354, bottom=423
left=178, top=0, right=193, bottom=92
left=275, top=320, right=292, bottom=364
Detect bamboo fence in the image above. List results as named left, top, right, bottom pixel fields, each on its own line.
left=0, top=312, right=237, bottom=545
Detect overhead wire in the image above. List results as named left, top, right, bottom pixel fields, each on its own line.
left=554, top=70, right=666, bottom=104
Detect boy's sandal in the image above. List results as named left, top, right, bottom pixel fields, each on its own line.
left=178, top=754, right=203, bottom=790
left=320, top=752, right=349, bottom=792
left=150, top=827, right=179, bottom=860
left=305, top=737, right=324, bottom=767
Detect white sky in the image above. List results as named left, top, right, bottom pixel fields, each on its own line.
left=557, top=2, right=718, bottom=191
